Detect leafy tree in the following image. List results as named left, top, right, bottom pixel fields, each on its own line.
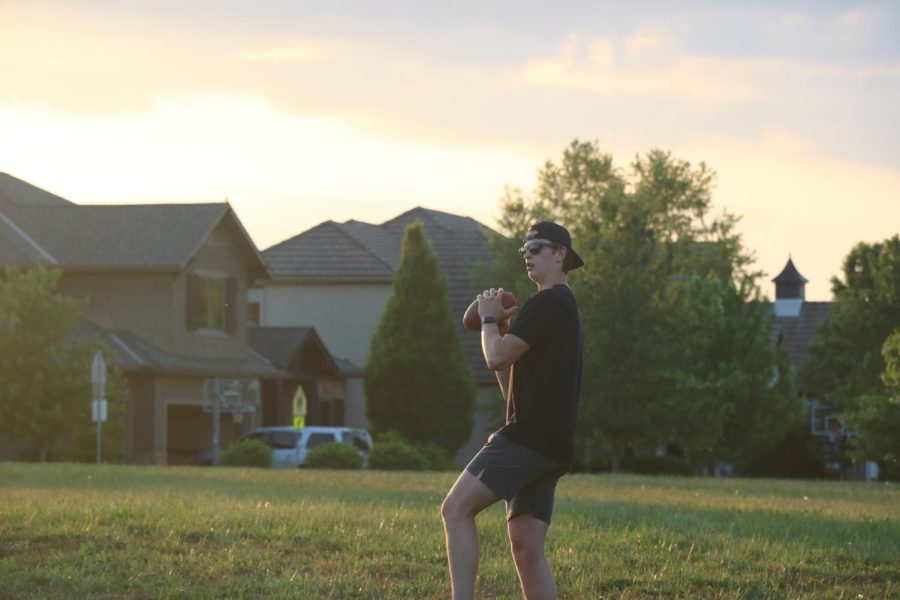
left=803, top=236, right=900, bottom=478
left=481, top=140, right=797, bottom=469
left=0, top=264, right=125, bottom=462
left=804, top=236, right=900, bottom=410
left=365, top=222, right=476, bottom=453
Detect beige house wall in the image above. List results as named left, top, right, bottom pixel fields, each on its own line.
left=257, top=281, right=392, bottom=432
left=62, top=219, right=255, bottom=362
left=61, top=273, right=177, bottom=351
left=259, top=282, right=391, bottom=367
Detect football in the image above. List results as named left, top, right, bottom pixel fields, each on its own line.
left=463, top=290, right=517, bottom=332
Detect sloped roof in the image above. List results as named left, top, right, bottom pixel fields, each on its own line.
left=772, top=258, right=809, bottom=284
left=0, top=173, right=74, bottom=207
left=3, top=202, right=230, bottom=269
left=0, top=174, right=269, bottom=277
left=248, top=326, right=363, bottom=378
left=263, top=220, right=396, bottom=280
left=262, top=206, right=498, bottom=382
left=74, top=319, right=286, bottom=378
left=771, top=301, right=832, bottom=391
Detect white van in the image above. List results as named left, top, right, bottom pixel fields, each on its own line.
left=239, top=426, right=373, bottom=468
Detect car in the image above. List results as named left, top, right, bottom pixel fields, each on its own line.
left=238, top=426, right=373, bottom=468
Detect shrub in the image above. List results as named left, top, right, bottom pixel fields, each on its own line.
left=746, top=428, right=825, bottom=479
left=220, top=439, right=272, bottom=468
left=305, top=442, right=363, bottom=470
left=368, top=441, right=428, bottom=471
left=632, top=455, right=694, bottom=476
left=416, top=443, right=457, bottom=471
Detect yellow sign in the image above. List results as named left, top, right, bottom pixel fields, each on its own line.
left=292, top=386, right=308, bottom=429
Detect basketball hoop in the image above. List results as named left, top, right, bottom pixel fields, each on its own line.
left=203, top=378, right=261, bottom=464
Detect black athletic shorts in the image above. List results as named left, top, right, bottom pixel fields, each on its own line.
left=464, top=433, right=566, bottom=525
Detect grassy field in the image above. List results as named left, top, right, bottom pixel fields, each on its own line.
left=0, top=464, right=898, bottom=599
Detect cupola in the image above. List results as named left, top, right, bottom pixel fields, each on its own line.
left=772, top=257, right=807, bottom=317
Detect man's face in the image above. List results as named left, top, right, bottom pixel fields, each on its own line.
left=520, top=233, right=564, bottom=282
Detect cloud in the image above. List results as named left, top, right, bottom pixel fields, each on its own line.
left=0, top=94, right=539, bottom=248
left=510, top=32, right=783, bottom=103
left=236, top=38, right=345, bottom=63
left=673, top=131, right=900, bottom=300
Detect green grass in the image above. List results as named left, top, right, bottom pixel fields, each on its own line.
left=1, top=464, right=898, bottom=599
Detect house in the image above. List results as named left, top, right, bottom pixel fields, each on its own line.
left=0, top=173, right=355, bottom=464
left=769, top=257, right=876, bottom=480
left=770, top=257, right=833, bottom=435
left=252, top=208, right=503, bottom=463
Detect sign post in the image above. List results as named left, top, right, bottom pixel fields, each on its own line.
left=91, top=350, right=107, bottom=464
left=292, top=386, right=307, bottom=429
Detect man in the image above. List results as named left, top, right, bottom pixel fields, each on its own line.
left=441, top=221, right=585, bottom=600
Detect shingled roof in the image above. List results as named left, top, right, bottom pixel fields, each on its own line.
left=0, top=173, right=74, bottom=208
left=248, top=326, right=363, bottom=378
left=263, top=220, right=397, bottom=280
left=0, top=173, right=269, bottom=277
left=74, top=319, right=286, bottom=378
left=262, top=207, right=498, bottom=382
left=771, top=301, right=832, bottom=391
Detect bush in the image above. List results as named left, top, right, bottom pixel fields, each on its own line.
left=416, top=443, right=457, bottom=471
left=220, top=439, right=272, bottom=468
left=632, top=455, right=694, bottom=476
left=746, top=429, right=825, bottom=479
left=305, top=442, right=363, bottom=470
left=368, top=441, right=428, bottom=471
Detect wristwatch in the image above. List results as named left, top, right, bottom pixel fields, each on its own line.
left=481, top=316, right=498, bottom=326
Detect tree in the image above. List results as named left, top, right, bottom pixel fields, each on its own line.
left=365, top=223, right=476, bottom=454
left=804, top=236, right=900, bottom=411
left=834, top=328, right=900, bottom=480
left=0, top=264, right=125, bottom=462
left=803, top=236, right=900, bottom=478
left=481, top=140, right=798, bottom=469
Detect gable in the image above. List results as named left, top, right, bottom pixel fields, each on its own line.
left=0, top=173, right=74, bottom=208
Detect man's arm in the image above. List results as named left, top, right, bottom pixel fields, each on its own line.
left=481, top=324, right=529, bottom=371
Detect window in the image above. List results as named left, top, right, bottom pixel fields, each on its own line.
left=306, top=432, right=335, bottom=449
left=268, top=430, right=299, bottom=449
left=248, top=302, right=260, bottom=325
left=247, top=288, right=262, bottom=325
left=198, top=278, right=226, bottom=330
left=187, top=274, right=237, bottom=334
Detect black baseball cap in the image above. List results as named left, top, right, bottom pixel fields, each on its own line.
left=524, top=221, right=584, bottom=270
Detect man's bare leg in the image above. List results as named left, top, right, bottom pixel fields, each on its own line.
left=441, top=470, right=501, bottom=600
left=508, top=513, right=557, bottom=599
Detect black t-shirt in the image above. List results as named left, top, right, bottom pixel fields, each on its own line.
left=498, top=284, right=584, bottom=469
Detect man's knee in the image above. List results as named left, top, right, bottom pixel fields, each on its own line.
left=440, top=494, right=457, bottom=522
left=508, top=516, right=548, bottom=562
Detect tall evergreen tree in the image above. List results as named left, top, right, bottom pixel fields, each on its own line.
left=365, top=222, right=476, bottom=453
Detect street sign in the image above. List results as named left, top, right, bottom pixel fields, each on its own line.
left=92, top=399, right=108, bottom=423
left=91, top=350, right=106, bottom=400
left=91, top=350, right=107, bottom=464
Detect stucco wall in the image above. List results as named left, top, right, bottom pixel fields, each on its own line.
left=260, top=282, right=391, bottom=366
left=61, top=273, right=177, bottom=351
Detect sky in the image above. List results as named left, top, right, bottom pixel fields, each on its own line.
left=1, top=1, right=898, bottom=300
